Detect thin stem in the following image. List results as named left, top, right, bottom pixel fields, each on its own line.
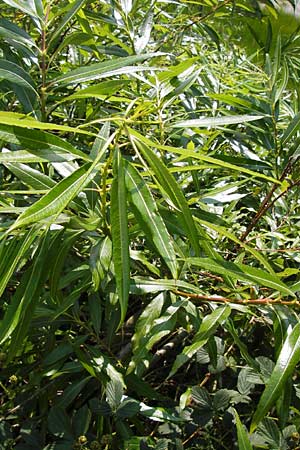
left=239, top=160, right=293, bottom=243
left=40, top=4, right=50, bottom=121
left=173, top=290, right=299, bottom=307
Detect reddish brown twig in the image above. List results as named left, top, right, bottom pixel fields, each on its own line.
left=173, top=290, right=300, bottom=307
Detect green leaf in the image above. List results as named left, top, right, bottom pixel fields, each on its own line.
left=0, top=59, right=38, bottom=97
left=186, top=257, right=295, bottom=297
left=0, top=112, right=95, bottom=136
left=0, top=124, right=90, bottom=161
left=0, top=231, right=49, bottom=349
left=0, top=228, right=39, bottom=297
left=52, top=53, right=160, bottom=86
left=281, top=111, right=300, bottom=146
left=111, top=148, right=130, bottom=327
left=0, top=18, right=38, bottom=53
left=251, top=322, right=300, bottom=432
left=127, top=128, right=280, bottom=185
left=48, top=407, right=73, bottom=439
left=6, top=130, right=115, bottom=232
left=56, top=377, right=91, bottom=409
left=168, top=305, right=231, bottom=377
left=4, top=161, right=55, bottom=189
left=106, top=377, right=124, bottom=411
left=8, top=163, right=93, bottom=231
left=172, top=114, right=266, bottom=128
left=125, top=161, right=178, bottom=278
left=233, top=409, right=253, bottom=450
left=48, top=0, right=87, bottom=48
left=1, top=0, right=44, bottom=21
left=131, top=137, right=201, bottom=256
left=60, top=80, right=131, bottom=102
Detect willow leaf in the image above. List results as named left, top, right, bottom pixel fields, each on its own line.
left=187, top=257, right=295, bottom=297
left=125, top=161, right=178, bottom=278
left=251, top=323, right=300, bottom=432
left=111, top=148, right=130, bottom=327
left=52, top=53, right=160, bottom=86
left=172, top=114, right=265, bottom=128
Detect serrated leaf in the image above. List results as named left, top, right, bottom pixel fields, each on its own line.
left=106, top=378, right=124, bottom=411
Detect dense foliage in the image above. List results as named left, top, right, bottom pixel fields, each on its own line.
left=1, top=0, right=300, bottom=448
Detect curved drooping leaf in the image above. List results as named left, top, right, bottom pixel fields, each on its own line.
left=52, top=53, right=160, bottom=86
left=7, top=163, right=93, bottom=231
left=0, top=112, right=95, bottom=136
left=0, top=231, right=49, bottom=349
left=251, top=323, right=300, bottom=432
left=186, top=257, right=295, bottom=297
left=127, top=127, right=280, bottom=185
left=111, top=148, right=130, bottom=328
left=0, top=228, right=39, bottom=297
left=124, top=160, right=178, bottom=278
left=0, top=59, right=38, bottom=96
left=0, top=18, right=38, bottom=54
left=172, top=114, right=266, bottom=128
left=281, top=111, right=300, bottom=146
left=0, top=0, right=44, bottom=21
left=0, top=124, right=90, bottom=161
left=130, top=137, right=201, bottom=256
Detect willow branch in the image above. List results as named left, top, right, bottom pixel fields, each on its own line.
left=173, top=290, right=300, bottom=307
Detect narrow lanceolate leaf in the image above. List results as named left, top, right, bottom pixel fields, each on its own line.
left=233, top=409, right=253, bottom=450
left=172, top=114, right=266, bottom=128
left=52, top=53, right=160, bottom=86
left=0, top=124, right=89, bottom=161
left=8, top=163, right=93, bottom=231
left=124, top=161, right=178, bottom=278
left=168, top=305, right=231, bottom=377
left=5, top=131, right=115, bottom=233
left=1, top=0, right=44, bottom=21
left=0, top=228, right=39, bottom=297
left=48, top=0, right=87, bottom=48
left=111, top=148, right=130, bottom=327
left=281, top=111, right=300, bottom=146
left=5, top=161, right=55, bottom=189
left=251, top=323, right=300, bottom=432
left=131, top=138, right=200, bottom=256
left=127, top=128, right=279, bottom=185
left=0, top=231, right=49, bottom=347
left=0, top=112, right=94, bottom=136
left=186, top=257, right=295, bottom=297
left=0, top=60, right=38, bottom=96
